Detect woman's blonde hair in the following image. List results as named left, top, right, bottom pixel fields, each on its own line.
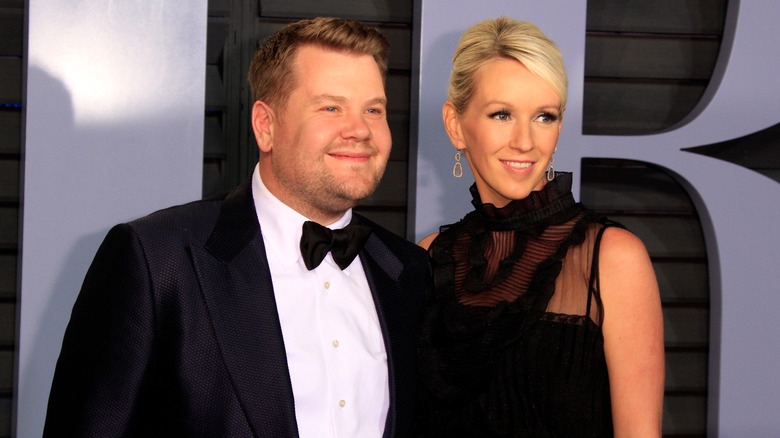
left=448, top=17, right=568, bottom=114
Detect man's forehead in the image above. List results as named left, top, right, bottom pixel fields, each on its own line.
left=293, top=44, right=377, bottom=68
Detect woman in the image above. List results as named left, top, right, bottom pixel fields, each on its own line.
left=417, top=17, right=664, bottom=437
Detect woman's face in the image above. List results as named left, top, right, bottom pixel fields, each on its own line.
left=444, top=57, right=563, bottom=208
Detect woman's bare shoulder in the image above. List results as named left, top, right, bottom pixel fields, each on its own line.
left=417, top=232, right=440, bottom=250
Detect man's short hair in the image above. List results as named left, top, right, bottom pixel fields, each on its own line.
left=247, top=17, right=390, bottom=112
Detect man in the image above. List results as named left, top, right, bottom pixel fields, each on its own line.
left=44, top=17, right=429, bottom=437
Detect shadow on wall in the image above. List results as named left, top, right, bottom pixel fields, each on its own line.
left=414, top=29, right=477, bottom=241
left=18, top=64, right=202, bottom=437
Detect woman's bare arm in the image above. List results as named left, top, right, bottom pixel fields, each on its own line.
left=599, top=227, right=665, bottom=437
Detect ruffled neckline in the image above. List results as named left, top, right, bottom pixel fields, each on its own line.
left=469, top=172, right=576, bottom=231
left=418, top=171, right=611, bottom=411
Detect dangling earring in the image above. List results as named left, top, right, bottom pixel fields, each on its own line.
left=453, top=150, right=463, bottom=178
left=546, top=146, right=557, bottom=182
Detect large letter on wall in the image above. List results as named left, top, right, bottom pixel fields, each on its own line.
left=413, top=0, right=780, bottom=435
left=17, top=1, right=207, bottom=436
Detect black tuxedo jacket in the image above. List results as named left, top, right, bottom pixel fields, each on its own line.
left=43, top=181, right=430, bottom=437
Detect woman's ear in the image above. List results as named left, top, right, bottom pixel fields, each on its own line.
left=558, top=106, right=566, bottom=134
left=442, top=101, right=465, bottom=150
left=251, top=100, right=275, bottom=153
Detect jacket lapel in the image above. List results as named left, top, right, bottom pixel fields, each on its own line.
left=190, top=182, right=299, bottom=437
left=358, top=225, right=420, bottom=438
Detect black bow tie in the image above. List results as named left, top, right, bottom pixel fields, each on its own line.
left=300, top=220, right=372, bottom=270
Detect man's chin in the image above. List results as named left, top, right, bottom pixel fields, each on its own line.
left=333, top=188, right=375, bottom=206
left=330, top=176, right=381, bottom=200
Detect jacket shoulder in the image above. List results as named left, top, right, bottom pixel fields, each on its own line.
left=116, top=195, right=228, bottom=251
left=354, top=213, right=428, bottom=264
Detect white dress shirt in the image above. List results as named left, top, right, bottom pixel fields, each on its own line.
left=251, top=165, right=389, bottom=438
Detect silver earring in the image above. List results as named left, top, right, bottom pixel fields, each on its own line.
left=546, top=147, right=557, bottom=181
left=453, top=150, right=463, bottom=178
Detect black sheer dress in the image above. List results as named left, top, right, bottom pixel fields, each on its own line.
left=417, top=173, right=617, bottom=437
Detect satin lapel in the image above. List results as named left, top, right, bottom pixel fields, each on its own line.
left=190, top=182, right=299, bottom=437
left=359, top=231, right=418, bottom=438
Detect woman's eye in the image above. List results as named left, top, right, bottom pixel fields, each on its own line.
left=490, top=110, right=510, bottom=121
left=538, top=112, right=559, bottom=123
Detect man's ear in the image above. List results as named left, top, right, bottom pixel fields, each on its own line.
left=251, top=101, right=275, bottom=153
left=442, top=101, right=465, bottom=150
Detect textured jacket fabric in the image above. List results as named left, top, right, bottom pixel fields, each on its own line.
left=43, top=181, right=430, bottom=437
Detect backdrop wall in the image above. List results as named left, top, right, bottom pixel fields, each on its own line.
left=15, top=1, right=780, bottom=436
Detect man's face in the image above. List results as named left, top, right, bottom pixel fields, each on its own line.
left=256, top=45, right=391, bottom=224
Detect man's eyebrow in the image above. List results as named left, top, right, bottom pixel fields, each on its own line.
left=310, top=95, right=388, bottom=107
left=367, top=97, right=388, bottom=106
left=311, top=94, right=347, bottom=105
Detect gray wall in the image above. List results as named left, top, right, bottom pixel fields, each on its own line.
left=413, top=0, right=780, bottom=435
left=16, top=1, right=207, bottom=436
left=14, top=0, right=780, bottom=436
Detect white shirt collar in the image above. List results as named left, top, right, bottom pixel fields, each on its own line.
left=251, top=164, right=353, bottom=268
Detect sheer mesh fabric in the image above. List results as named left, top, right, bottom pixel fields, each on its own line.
left=453, top=211, right=601, bottom=326
left=548, top=223, right=602, bottom=325
left=417, top=174, right=615, bottom=437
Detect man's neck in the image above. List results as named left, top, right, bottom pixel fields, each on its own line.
left=256, top=165, right=348, bottom=226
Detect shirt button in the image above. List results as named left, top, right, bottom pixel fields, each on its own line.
left=339, top=400, right=346, bottom=408
left=332, top=339, right=339, bottom=348
left=324, top=281, right=330, bottom=289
